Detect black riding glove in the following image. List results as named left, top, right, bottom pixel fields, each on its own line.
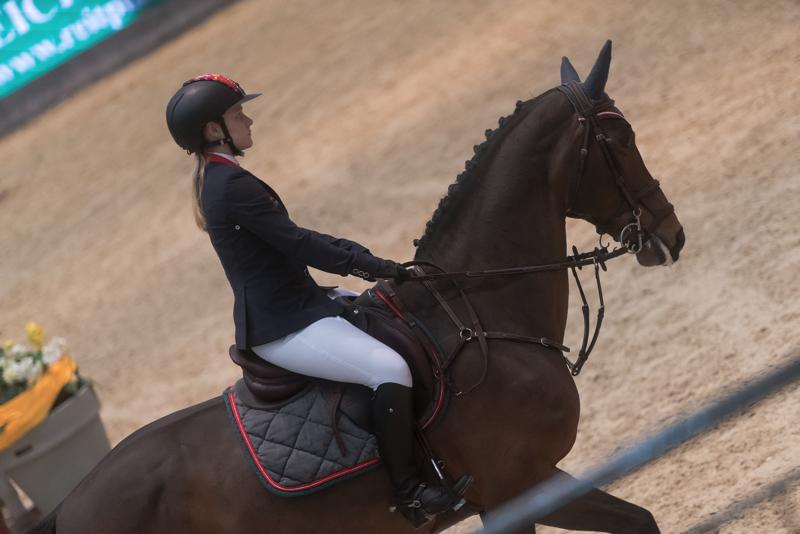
left=392, top=264, right=413, bottom=283
left=351, top=259, right=407, bottom=282
left=373, top=260, right=406, bottom=281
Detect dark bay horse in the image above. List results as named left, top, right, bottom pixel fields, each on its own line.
left=39, top=42, right=684, bottom=534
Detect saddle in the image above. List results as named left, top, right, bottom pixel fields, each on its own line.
left=222, top=286, right=448, bottom=497
left=228, top=287, right=444, bottom=425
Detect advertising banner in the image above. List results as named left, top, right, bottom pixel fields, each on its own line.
left=0, top=0, right=163, bottom=98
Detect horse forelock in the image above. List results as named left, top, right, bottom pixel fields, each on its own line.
left=414, top=88, right=562, bottom=253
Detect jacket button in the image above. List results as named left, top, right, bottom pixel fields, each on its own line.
left=234, top=225, right=241, bottom=230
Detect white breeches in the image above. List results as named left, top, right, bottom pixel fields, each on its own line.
left=251, top=289, right=412, bottom=390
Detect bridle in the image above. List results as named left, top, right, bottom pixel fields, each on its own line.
left=558, top=81, right=674, bottom=252
left=390, top=83, right=674, bottom=386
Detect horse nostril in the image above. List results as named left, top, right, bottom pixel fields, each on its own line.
left=671, top=228, right=685, bottom=261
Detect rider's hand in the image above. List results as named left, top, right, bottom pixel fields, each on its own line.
left=392, top=264, right=413, bottom=284
left=353, top=257, right=413, bottom=282
left=369, top=260, right=410, bottom=282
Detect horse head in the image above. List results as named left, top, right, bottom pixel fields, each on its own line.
left=557, top=40, right=685, bottom=266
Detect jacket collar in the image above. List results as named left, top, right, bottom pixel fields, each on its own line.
left=206, top=152, right=240, bottom=166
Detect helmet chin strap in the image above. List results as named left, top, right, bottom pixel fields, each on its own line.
left=205, top=117, right=243, bottom=156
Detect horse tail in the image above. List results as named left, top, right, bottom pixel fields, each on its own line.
left=24, top=504, right=59, bottom=534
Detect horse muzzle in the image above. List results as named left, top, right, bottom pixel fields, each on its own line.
left=636, top=227, right=685, bottom=267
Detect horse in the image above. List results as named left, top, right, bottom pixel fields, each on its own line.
left=36, top=41, right=684, bottom=534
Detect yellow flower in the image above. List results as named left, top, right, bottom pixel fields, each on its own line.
left=2, top=340, right=13, bottom=350
left=25, top=322, right=44, bottom=349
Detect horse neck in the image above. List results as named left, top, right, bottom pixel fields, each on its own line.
left=414, top=90, right=575, bottom=341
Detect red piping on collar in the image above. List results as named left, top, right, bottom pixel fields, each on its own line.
left=206, top=154, right=240, bottom=167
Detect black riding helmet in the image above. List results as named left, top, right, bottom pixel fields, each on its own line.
left=166, top=74, right=260, bottom=155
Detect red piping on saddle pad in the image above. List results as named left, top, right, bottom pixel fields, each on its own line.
left=226, top=391, right=380, bottom=492
left=373, top=289, right=445, bottom=429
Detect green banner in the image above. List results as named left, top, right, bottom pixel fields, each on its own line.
left=0, top=0, right=162, bottom=98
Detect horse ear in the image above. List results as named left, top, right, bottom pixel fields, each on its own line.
left=560, top=56, right=581, bottom=83
left=584, top=40, right=612, bottom=100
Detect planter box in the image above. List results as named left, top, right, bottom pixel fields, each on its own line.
left=0, top=384, right=110, bottom=516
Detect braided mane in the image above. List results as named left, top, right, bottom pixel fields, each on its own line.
left=414, top=90, right=553, bottom=251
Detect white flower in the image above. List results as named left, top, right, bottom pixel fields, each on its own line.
left=10, top=344, right=27, bottom=356
left=42, top=344, right=62, bottom=364
left=15, top=358, right=35, bottom=382
left=23, top=360, right=43, bottom=384
left=2, top=359, right=32, bottom=384
left=0, top=357, right=41, bottom=386
left=2, top=362, right=20, bottom=383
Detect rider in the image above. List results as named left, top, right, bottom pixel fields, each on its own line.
left=165, top=74, right=466, bottom=524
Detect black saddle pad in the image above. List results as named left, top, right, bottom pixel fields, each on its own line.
left=223, top=379, right=380, bottom=497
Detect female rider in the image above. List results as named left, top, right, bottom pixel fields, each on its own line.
left=165, top=75, right=465, bottom=525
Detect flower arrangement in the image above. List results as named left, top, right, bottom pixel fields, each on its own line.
left=0, top=322, right=84, bottom=406
left=0, top=322, right=89, bottom=451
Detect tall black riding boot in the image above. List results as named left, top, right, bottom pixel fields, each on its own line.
left=372, top=383, right=470, bottom=527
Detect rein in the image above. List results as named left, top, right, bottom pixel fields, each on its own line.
left=403, top=245, right=628, bottom=282
left=400, top=243, right=626, bottom=385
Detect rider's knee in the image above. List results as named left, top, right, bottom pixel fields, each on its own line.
left=375, top=348, right=413, bottom=388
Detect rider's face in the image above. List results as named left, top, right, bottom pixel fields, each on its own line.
left=205, top=103, right=254, bottom=153
left=221, top=104, right=254, bottom=150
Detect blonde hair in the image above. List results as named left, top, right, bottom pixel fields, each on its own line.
left=192, top=153, right=208, bottom=232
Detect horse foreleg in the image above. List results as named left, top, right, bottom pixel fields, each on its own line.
left=533, top=468, right=659, bottom=534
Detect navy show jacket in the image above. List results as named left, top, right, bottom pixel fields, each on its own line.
left=201, top=158, right=392, bottom=349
